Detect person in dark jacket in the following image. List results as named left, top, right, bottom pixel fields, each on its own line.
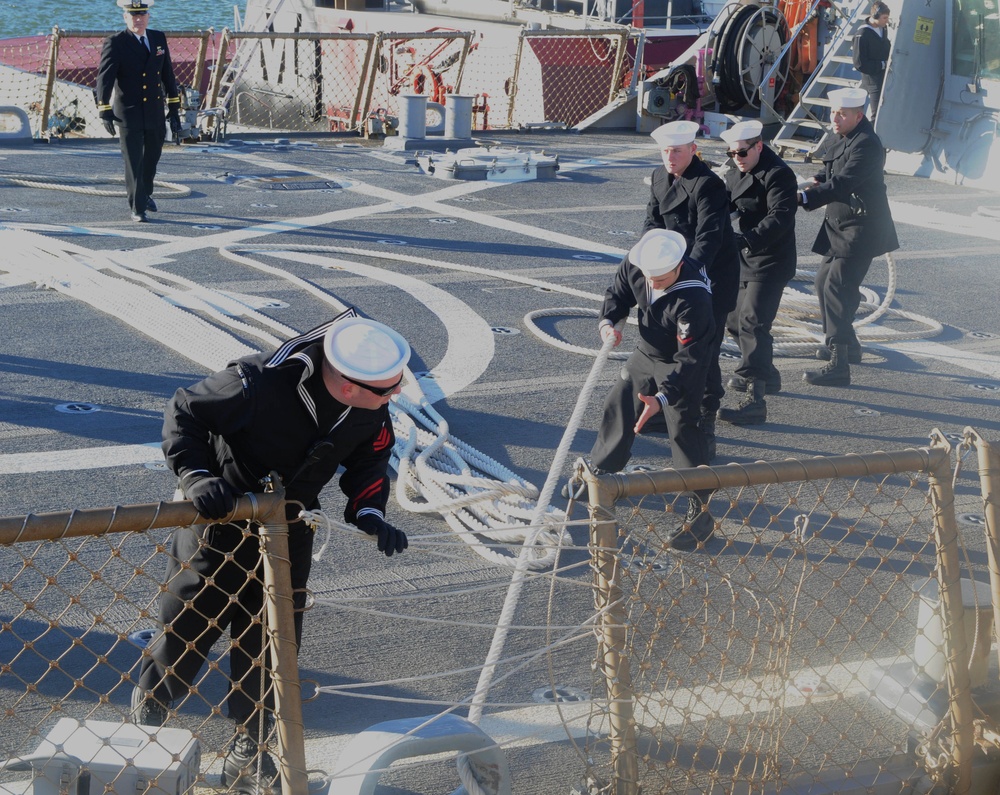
left=853, top=2, right=892, bottom=122
left=798, top=87, right=899, bottom=386
left=580, top=229, right=717, bottom=550
left=132, top=311, right=410, bottom=793
left=643, top=119, right=739, bottom=460
left=715, top=120, right=797, bottom=425
left=95, top=0, right=181, bottom=222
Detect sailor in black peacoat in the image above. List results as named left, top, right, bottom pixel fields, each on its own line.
left=799, top=88, right=898, bottom=361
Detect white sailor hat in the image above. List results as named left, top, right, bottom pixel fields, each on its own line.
left=650, top=120, right=699, bottom=148
left=628, top=229, right=688, bottom=278
left=118, top=0, right=153, bottom=12
left=827, top=87, right=868, bottom=109
left=720, top=119, right=763, bottom=144
left=324, top=317, right=411, bottom=382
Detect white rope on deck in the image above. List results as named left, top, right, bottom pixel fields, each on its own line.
left=0, top=229, right=256, bottom=370
left=0, top=173, right=191, bottom=198
left=4, top=229, right=573, bottom=572
left=467, top=335, right=616, bottom=726
left=522, top=254, right=943, bottom=358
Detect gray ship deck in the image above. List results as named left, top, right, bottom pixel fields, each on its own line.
left=1, top=128, right=999, bottom=794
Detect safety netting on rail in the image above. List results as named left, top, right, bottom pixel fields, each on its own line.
left=0, top=494, right=305, bottom=795
left=0, top=28, right=219, bottom=141
left=4, top=25, right=646, bottom=138
left=573, top=429, right=1000, bottom=795
left=2, top=433, right=999, bottom=795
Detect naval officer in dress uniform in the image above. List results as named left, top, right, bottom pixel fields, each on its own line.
left=642, top=119, right=739, bottom=460
left=95, top=0, right=181, bottom=222
left=797, top=86, right=898, bottom=386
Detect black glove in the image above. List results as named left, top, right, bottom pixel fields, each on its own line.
left=100, top=109, right=119, bottom=137
left=168, top=109, right=182, bottom=137
left=183, top=474, right=239, bottom=521
left=356, top=514, right=408, bottom=557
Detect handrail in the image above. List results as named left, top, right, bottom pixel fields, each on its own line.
left=758, top=0, right=868, bottom=125
left=757, top=0, right=823, bottom=120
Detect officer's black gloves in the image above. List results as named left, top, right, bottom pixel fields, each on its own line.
left=182, top=473, right=240, bottom=521
left=356, top=514, right=408, bottom=557
left=100, top=109, right=119, bottom=137
left=167, top=108, right=182, bottom=139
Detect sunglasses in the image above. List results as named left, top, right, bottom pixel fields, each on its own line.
left=726, top=147, right=754, bottom=158
left=339, top=371, right=404, bottom=397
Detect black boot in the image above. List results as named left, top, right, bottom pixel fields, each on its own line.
left=130, top=686, right=168, bottom=727
left=816, top=342, right=861, bottom=364
left=717, top=378, right=767, bottom=425
left=727, top=366, right=782, bottom=395
left=667, top=495, right=715, bottom=551
left=222, top=716, right=279, bottom=795
left=700, top=412, right=717, bottom=462
left=804, top=343, right=851, bottom=386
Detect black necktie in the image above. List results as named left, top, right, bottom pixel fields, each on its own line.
left=140, top=35, right=148, bottom=50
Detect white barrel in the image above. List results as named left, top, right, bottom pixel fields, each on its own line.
left=398, top=94, right=428, bottom=140
left=444, top=94, right=475, bottom=140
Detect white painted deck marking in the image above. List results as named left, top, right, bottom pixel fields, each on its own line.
left=266, top=250, right=494, bottom=402
left=0, top=444, right=162, bottom=475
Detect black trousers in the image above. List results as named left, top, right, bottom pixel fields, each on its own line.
left=815, top=254, right=873, bottom=348
left=701, top=308, right=729, bottom=415
left=118, top=123, right=165, bottom=214
left=590, top=348, right=708, bottom=474
left=727, top=279, right=788, bottom=380
left=138, top=520, right=314, bottom=724
left=860, top=72, right=885, bottom=121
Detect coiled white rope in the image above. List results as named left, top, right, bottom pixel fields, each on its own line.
left=391, top=394, right=571, bottom=570
left=0, top=173, right=191, bottom=198
left=523, top=253, right=943, bottom=358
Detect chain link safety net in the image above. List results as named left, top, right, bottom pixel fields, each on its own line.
left=0, top=29, right=219, bottom=140
left=3, top=27, right=639, bottom=138
left=210, top=32, right=379, bottom=135
left=505, top=31, right=630, bottom=129
left=0, top=514, right=292, bottom=795
left=577, top=442, right=1000, bottom=795
left=2, top=438, right=1000, bottom=794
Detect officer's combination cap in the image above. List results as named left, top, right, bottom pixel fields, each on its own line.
left=118, top=0, right=153, bottom=12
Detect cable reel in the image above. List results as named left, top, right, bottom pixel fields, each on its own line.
left=710, top=2, right=790, bottom=112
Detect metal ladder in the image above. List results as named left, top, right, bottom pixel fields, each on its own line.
left=207, top=0, right=291, bottom=121
left=771, top=0, right=867, bottom=160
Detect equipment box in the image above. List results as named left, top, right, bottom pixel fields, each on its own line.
left=22, top=719, right=199, bottom=795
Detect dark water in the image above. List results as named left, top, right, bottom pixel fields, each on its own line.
left=0, top=0, right=243, bottom=38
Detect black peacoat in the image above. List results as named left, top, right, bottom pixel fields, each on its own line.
left=802, top=116, right=899, bottom=260
left=96, top=28, right=179, bottom=129
left=724, top=145, right=798, bottom=283
left=642, top=157, right=740, bottom=314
